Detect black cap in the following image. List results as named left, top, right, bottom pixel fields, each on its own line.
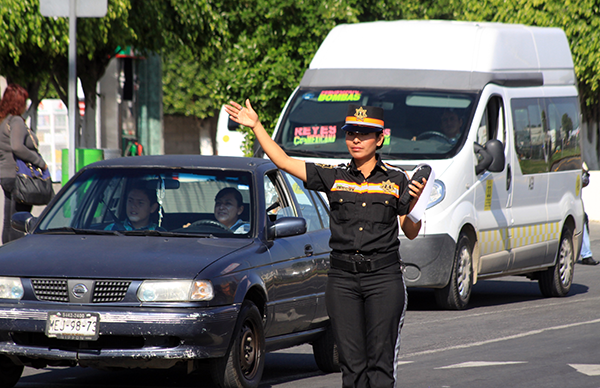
left=342, top=104, right=384, bottom=133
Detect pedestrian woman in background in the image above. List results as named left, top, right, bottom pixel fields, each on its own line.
left=0, top=84, right=48, bottom=243
left=225, top=99, right=425, bottom=388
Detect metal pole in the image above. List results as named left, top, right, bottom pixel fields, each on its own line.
left=68, top=0, right=77, bottom=179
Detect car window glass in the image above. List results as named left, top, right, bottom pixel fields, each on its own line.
left=37, top=168, right=253, bottom=236
left=282, top=172, right=326, bottom=232
left=312, top=191, right=330, bottom=229
left=265, top=173, right=294, bottom=221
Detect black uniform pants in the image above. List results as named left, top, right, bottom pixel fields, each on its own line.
left=326, top=261, right=407, bottom=388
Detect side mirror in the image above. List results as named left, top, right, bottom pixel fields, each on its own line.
left=227, top=117, right=240, bottom=131
left=474, top=139, right=505, bottom=175
left=11, top=212, right=37, bottom=234
left=267, top=217, right=306, bottom=240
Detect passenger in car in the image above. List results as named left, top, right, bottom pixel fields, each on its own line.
left=105, top=186, right=165, bottom=231
left=213, top=187, right=250, bottom=234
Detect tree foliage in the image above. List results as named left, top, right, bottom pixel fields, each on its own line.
left=460, top=0, right=600, bottom=114
left=0, top=0, right=227, bottom=139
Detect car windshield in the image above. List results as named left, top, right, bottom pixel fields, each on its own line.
left=36, top=168, right=253, bottom=237
left=274, top=87, right=478, bottom=160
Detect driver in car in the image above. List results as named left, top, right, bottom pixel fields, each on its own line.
left=105, top=186, right=165, bottom=231
left=213, top=187, right=250, bottom=234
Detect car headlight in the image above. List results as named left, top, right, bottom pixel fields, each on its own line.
left=137, top=280, right=214, bottom=302
left=0, top=277, right=24, bottom=300
left=426, top=180, right=446, bottom=209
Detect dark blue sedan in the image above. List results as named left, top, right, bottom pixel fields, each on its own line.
left=0, top=155, right=337, bottom=388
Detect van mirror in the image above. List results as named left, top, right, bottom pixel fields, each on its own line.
left=227, top=117, right=240, bottom=131
left=474, top=139, right=505, bottom=175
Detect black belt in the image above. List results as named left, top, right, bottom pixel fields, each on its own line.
left=330, top=251, right=400, bottom=273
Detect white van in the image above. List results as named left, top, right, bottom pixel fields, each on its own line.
left=216, top=105, right=245, bottom=157
left=270, top=20, right=585, bottom=309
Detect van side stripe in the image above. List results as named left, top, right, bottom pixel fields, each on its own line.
left=478, top=222, right=561, bottom=255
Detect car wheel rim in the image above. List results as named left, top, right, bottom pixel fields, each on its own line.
left=558, top=236, right=573, bottom=286
left=239, top=322, right=258, bottom=378
left=457, top=246, right=472, bottom=299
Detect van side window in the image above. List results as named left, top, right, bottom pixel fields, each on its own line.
left=511, top=98, right=547, bottom=174
left=477, top=96, right=505, bottom=146
left=512, top=97, right=581, bottom=174
left=544, top=97, right=582, bottom=172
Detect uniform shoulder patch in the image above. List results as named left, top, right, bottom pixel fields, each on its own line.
left=315, top=163, right=337, bottom=169
left=383, top=163, right=405, bottom=172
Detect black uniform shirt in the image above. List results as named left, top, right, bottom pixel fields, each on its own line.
left=304, top=155, right=411, bottom=255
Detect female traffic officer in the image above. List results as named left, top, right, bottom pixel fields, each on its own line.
left=225, top=100, right=425, bottom=388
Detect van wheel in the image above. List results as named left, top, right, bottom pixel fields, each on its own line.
left=312, top=325, right=340, bottom=373
left=435, top=233, right=473, bottom=310
left=539, top=226, right=574, bottom=297
left=210, top=301, right=265, bottom=388
left=0, top=356, right=23, bottom=388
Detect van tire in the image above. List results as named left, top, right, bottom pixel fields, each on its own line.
left=539, top=226, right=575, bottom=297
left=435, top=233, right=473, bottom=310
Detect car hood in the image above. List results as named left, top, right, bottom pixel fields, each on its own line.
left=0, top=234, right=253, bottom=279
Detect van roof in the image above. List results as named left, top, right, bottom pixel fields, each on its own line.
left=301, top=20, right=576, bottom=91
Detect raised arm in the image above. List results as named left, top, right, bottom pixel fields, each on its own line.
left=225, top=99, right=307, bottom=182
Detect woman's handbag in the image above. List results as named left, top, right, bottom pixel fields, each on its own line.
left=6, top=116, right=54, bottom=205
left=13, top=158, right=54, bottom=205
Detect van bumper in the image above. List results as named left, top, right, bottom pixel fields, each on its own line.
left=399, top=234, right=456, bottom=288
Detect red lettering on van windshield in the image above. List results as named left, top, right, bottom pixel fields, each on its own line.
left=293, top=126, right=337, bottom=146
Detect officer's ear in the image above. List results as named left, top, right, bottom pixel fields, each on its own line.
left=376, top=132, right=385, bottom=149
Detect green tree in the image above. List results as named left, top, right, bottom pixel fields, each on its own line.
left=460, top=0, right=600, bottom=114
left=0, top=0, right=68, bottom=128
left=162, top=0, right=440, bottom=155
left=0, top=0, right=227, bottom=146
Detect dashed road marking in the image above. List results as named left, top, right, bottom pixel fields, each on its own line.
left=436, top=361, right=527, bottom=369
left=569, top=364, right=600, bottom=376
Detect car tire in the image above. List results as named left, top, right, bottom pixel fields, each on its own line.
left=435, top=233, right=473, bottom=310
left=539, top=226, right=574, bottom=297
left=312, top=325, right=340, bottom=373
left=210, top=301, right=265, bottom=388
left=0, top=356, right=23, bottom=388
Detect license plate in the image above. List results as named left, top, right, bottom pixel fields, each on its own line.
left=46, top=312, right=99, bottom=341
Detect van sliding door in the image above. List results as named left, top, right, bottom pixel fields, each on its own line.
left=508, top=97, right=551, bottom=269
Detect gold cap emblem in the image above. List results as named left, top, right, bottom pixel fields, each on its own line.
left=354, top=106, right=367, bottom=122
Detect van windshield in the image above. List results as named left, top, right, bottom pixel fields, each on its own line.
left=274, top=88, right=478, bottom=160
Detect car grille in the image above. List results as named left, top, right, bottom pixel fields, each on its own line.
left=31, top=279, right=68, bottom=302
left=31, top=279, right=131, bottom=303
left=92, top=281, right=131, bottom=302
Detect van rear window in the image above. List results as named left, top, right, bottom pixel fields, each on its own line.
left=274, top=88, right=478, bottom=160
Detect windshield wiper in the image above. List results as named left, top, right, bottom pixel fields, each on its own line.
left=38, top=227, right=121, bottom=235
left=120, top=230, right=217, bottom=238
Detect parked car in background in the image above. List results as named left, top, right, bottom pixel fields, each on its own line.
left=0, top=155, right=336, bottom=388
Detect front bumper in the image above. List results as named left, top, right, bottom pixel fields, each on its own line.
left=0, top=303, right=239, bottom=368
left=399, top=233, right=456, bottom=288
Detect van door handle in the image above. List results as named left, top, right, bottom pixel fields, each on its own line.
left=305, top=244, right=314, bottom=256
left=506, top=163, right=512, bottom=191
